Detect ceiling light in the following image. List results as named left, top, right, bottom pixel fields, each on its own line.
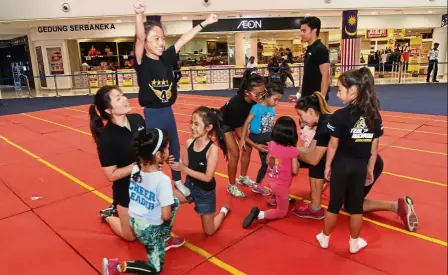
left=182, top=16, right=187, bottom=20
left=428, top=10, right=433, bottom=13
left=305, top=13, right=311, bottom=16
left=116, top=19, right=122, bottom=23
left=371, top=12, right=377, bottom=15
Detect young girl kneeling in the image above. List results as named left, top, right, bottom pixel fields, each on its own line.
left=169, top=107, right=230, bottom=236
left=102, top=128, right=183, bottom=275
left=242, top=116, right=299, bottom=228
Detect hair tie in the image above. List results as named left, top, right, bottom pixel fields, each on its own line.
left=152, top=128, right=163, bottom=155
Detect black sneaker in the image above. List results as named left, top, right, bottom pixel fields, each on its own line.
left=242, top=207, right=260, bottom=229
left=100, top=210, right=114, bottom=223
left=100, top=204, right=117, bottom=217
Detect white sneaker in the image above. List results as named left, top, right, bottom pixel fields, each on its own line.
left=349, top=236, right=368, bottom=254
left=316, top=232, right=330, bottom=249
left=237, top=176, right=257, bottom=188
left=227, top=184, right=246, bottom=198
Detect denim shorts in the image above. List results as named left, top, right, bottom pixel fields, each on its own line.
left=185, top=179, right=216, bottom=215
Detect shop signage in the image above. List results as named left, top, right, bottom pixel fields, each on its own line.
left=193, top=17, right=303, bottom=32
left=37, top=24, right=116, bottom=33
left=0, top=36, right=27, bottom=48
left=366, top=29, right=388, bottom=38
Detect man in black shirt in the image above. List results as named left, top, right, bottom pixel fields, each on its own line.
left=289, top=17, right=330, bottom=102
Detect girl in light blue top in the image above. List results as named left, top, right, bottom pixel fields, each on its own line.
left=240, top=83, right=284, bottom=196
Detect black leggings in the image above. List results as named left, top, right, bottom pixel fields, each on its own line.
left=249, top=132, right=271, bottom=183
left=328, top=157, right=369, bottom=215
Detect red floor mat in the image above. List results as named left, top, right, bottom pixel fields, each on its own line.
left=0, top=141, right=36, bottom=167
left=0, top=211, right=98, bottom=275
left=266, top=214, right=447, bottom=275
left=380, top=147, right=447, bottom=167
left=0, top=161, right=90, bottom=209
left=214, top=226, right=388, bottom=275
left=34, top=190, right=218, bottom=275
left=403, top=132, right=447, bottom=144
left=0, top=180, right=30, bottom=220
left=389, top=139, right=447, bottom=153
left=383, top=158, right=447, bottom=184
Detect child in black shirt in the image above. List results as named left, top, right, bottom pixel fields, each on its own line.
left=318, top=68, right=382, bottom=254
left=133, top=0, right=218, bottom=194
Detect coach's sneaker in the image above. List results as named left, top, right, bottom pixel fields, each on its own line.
left=397, top=196, right=418, bottom=232
left=165, top=236, right=185, bottom=251
left=349, top=236, right=368, bottom=254
left=293, top=204, right=325, bottom=220
left=237, top=176, right=257, bottom=188
left=227, top=184, right=246, bottom=198
left=102, top=258, right=119, bottom=275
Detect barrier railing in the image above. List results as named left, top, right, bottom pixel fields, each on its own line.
left=0, top=62, right=446, bottom=99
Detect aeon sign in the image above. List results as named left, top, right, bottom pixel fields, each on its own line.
left=237, top=20, right=262, bottom=30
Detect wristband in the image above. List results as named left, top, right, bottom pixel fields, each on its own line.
left=199, top=22, right=204, bottom=29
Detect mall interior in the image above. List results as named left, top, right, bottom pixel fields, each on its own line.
left=0, top=2, right=447, bottom=275
left=0, top=2, right=447, bottom=97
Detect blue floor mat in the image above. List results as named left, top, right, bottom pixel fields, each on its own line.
left=0, top=83, right=446, bottom=116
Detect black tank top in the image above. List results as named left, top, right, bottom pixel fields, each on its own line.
left=186, top=139, right=216, bottom=191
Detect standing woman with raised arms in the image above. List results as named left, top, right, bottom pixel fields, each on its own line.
left=133, top=0, right=218, bottom=195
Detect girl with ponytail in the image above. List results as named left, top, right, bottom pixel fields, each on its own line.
left=103, top=128, right=184, bottom=275
left=89, top=85, right=146, bottom=241
left=218, top=72, right=267, bottom=198
left=168, top=106, right=231, bottom=236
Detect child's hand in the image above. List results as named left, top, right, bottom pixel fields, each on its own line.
left=203, top=14, right=218, bottom=26
left=168, top=155, right=184, bottom=172
left=256, top=144, right=268, bottom=153
left=238, top=139, right=246, bottom=151
left=365, top=169, right=374, bottom=186
left=134, top=0, right=146, bottom=14
left=324, top=167, right=331, bottom=181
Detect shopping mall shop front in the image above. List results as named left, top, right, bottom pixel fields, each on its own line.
left=19, top=13, right=447, bottom=96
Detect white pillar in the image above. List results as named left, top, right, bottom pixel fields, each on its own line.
left=234, top=32, right=246, bottom=66
left=432, top=27, right=447, bottom=79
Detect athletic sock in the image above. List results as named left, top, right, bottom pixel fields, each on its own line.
left=310, top=204, right=321, bottom=211
left=393, top=202, right=398, bottom=213
left=257, top=211, right=265, bottom=220
left=220, top=206, right=229, bottom=216
left=174, top=180, right=191, bottom=197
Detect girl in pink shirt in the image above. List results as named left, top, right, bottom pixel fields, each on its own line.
left=242, top=116, right=299, bottom=228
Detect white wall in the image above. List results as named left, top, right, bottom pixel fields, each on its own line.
left=28, top=21, right=192, bottom=42
left=1, top=0, right=446, bottom=21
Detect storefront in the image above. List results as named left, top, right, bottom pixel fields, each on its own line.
left=25, top=13, right=445, bottom=90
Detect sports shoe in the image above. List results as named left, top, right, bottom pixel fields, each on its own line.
left=100, top=204, right=117, bottom=216
left=251, top=185, right=271, bottom=196
left=100, top=209, right=115, bottom=223
left=242, top=207, right=260, bottom=229
left=102, top=258, right=119, bottom=275
left=165, top=237, right=185, bottom=251
left=293, top=204, right=325, bottom=220
left=397, top=196, right=418, bottom=232
left=237, top=176, right=257, bottom=188
left=227, top=184, right=246, bottom=198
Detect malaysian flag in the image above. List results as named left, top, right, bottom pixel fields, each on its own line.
left=341, top=10, right=360, bottom=73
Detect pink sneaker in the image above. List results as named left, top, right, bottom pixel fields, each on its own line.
left=102, top=258, right=119, bottom=275
left=251, top=184, right=272, bottom=196
left=293, top=204, right=325, bottom=220
left=165, top=236, right=185, bottom=251
left=397, top=196, right=418, bottom=232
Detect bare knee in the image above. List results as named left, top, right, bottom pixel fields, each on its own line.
left=123, top=233, right=136, bottom=242
left=204, top=228, right=216, bottom=237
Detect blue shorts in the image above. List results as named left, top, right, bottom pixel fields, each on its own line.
left=185, top=179, right=216, bottom=215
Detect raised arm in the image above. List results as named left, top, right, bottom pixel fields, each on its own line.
left=174, top=14, right=218, bottom=53
left=134, top=0, right=146, bottom=65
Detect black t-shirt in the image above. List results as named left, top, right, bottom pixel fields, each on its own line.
left=312, top=114, right=332, bottom=170
left=220, top=94, right=255, bottom=129
left=97, top=114, right=146, bottom=191
left=302, top=39, right=330, bottom=97
left=135, top=46, right=178, bottom=108
left=327, top=106, right=383, bottom=159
